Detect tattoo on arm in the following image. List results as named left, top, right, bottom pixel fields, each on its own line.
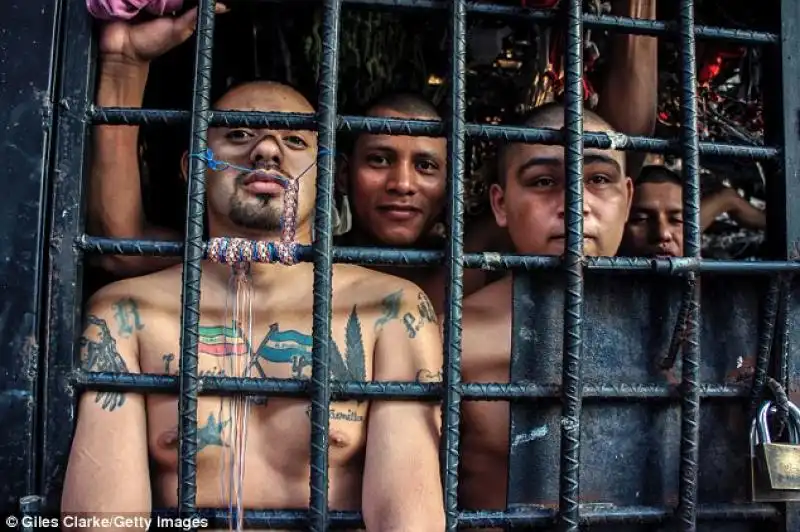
left=402, top=292, right=437, bottom=339
left=112, top=298, right=144, bottom=338
left=79, top=315, right=130, bottom=412
left=415, top=368, right=443, bottom=383
left=376, top=289, right=402, bottom=330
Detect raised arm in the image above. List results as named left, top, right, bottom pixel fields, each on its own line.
left=596, top=0, right=658, bottom=137
left=89, top=7, right=227, bottom=278
left=596, top=0, right=658, bottom=178
left=363, top=285, right=445, bottom=532
left=701, top=187, right=767, bottom=231
left=61, top=290, right=149, bottom=531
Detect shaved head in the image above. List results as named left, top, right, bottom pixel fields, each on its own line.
left=365, top=92, right=441, bottom=121
left=213, top=80, right=315, bottom=114
left=496, top=102, right=619, bottom=186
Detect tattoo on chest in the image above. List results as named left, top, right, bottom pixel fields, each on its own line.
left=402, top=292, right=437, bottom=339
left=197, top=412, right=230, bottom=452
left=198, top=323, right=250, bottom=357
left=79, top=315, right=130, bottom=412
left=255, top=306, right=367, bottom=382
left=112, top=298, right=144, bottom=338
left=304, top=404, right=365, bottom=423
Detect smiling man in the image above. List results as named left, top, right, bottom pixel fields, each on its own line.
left=456, top=102, right=633, bottom=512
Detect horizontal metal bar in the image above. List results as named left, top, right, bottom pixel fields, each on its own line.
left=77, top=235, right=800, bottom=274
left=236, top=0, right=777, bottom=44
left=88, top=108, right=779, bottom=161
left=73, top=372, right=749, bottom=401
left=149, top=502, right=779, bottom=529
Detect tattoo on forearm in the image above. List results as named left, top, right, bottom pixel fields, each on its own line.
left=197, top=412, right=230, bottom=452
left=415, top=368, right=443, bottom=383
left=403, top=292, right=437, bottom=339
left=79, top=315, right=130, bottom=412
left=376, top=289, right=402, bottom=330
left=112, top=298, right=144, bottom=338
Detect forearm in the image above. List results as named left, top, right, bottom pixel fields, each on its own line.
left=90, top=59, right=149, bottom=238
left=91, top=59, right=182, bottom=276
left=596, top=0, right=658, bottom=136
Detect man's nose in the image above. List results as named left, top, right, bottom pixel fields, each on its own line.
left=555, top=195, right=593, bottom=219
left=386, top=162, right=417, bottom=195
left=654, top=220, right=674, bottom=242
left=250, top=135, right=282, bottom=166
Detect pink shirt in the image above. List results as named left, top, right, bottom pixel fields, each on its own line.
left=86, top=0, right=184, bottom=21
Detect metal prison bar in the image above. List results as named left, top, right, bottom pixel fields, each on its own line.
left=34, top=0, right=800, bottom=530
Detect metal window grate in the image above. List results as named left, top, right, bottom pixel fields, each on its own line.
left=35, top=0, right=800, bottom=530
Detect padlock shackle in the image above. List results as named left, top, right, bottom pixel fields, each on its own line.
left=753, top=400, right=800, bottom=446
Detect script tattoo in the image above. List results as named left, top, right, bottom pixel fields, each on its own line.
left=376, top=289, right=402, bottom=330
left=197, top=412, right=230, bottom=452
left=79, top=315, right=130, bottom=412
left=305, top=404, right=365, bottom=422
left=162, top=353, right=175, bottom=373
left=402, top=292, right=437, bottom=339
left=112, top=298, right=144, bottom=338
left=415, top=368, right=443, bottom=383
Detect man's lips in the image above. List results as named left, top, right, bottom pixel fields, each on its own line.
left=242, top=171, right=288, bottom=195
left=377, top=205, right=423, bottom=221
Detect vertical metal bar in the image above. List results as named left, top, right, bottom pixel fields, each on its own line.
left=177, top=0, right=217, bottom=517
left=40, top=0, right=93, bottom=511
left=442, top=0, right=467, bottom=530
left=0, top=0, right=58, bottom=512
left=677, top=0, right=701, bottom=530
left=749, top=277, right=781, bottom=416
left=309, top=1, right=341, bottom=530
left=559, top=0, right=584, bottom=530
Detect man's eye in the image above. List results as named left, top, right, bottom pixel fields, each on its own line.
left=671, top=217, right=684, bottom=225
left=226, top=130, right=254, bottom=142
left=417, top=160, right=438, bottom=173
left=285, top=135, right=308, bottom=148
left=529, top=176, right=555, bottom=188
left=588, top=174, right=611, bottom=185
left=367, top=154, right=389, bottom=166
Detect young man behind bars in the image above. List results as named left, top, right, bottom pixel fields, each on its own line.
left=454, top=102, right=634, bottom=514
left=62, top=6, right=445, bottom=531
left=87, top=2, right=659, bottom=316
left=620, top=163, right=766, bottom=258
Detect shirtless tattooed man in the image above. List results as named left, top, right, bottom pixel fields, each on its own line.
left=61, top=8, right=444, bottom=532
left=455, top=103, right=634, bottom=512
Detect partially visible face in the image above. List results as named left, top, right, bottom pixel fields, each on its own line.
left=345, top=107, right=447, bottom=246
left=622, top=181, right=684, bottom=257
left=201, top=83, right=318, bottom=236
left=491, top=128, right=632, bottom=257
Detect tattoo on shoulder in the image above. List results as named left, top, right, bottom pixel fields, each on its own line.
left=376, top=289, right=403, bottom=330
left=415, top=368, right=443, bottom=383
left=402, top=292, right=437, bottom=339
left=112, top=298, right=144, bottom=338
left=79, top=315, right=130, bottom=412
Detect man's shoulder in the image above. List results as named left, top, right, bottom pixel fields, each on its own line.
left=333, top=263, right=429, bottom=306
left=86, top=265, right=182, bottom=310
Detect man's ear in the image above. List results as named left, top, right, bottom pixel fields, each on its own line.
left=489, top=183, right=508, bottom=228
left=336, top=154, right=350, bottom=195
left=180, top=151, right=190, bottom=184
left=623, top=176, right=634, bottom=222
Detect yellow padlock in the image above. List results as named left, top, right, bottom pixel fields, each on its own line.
left=750, top=400, right=800, bottom=502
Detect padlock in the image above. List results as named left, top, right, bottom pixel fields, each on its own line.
left=750, top=400, right=800, bottom=502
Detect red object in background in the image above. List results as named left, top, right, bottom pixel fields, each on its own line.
left=698, top=47, right=746, bottom=85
